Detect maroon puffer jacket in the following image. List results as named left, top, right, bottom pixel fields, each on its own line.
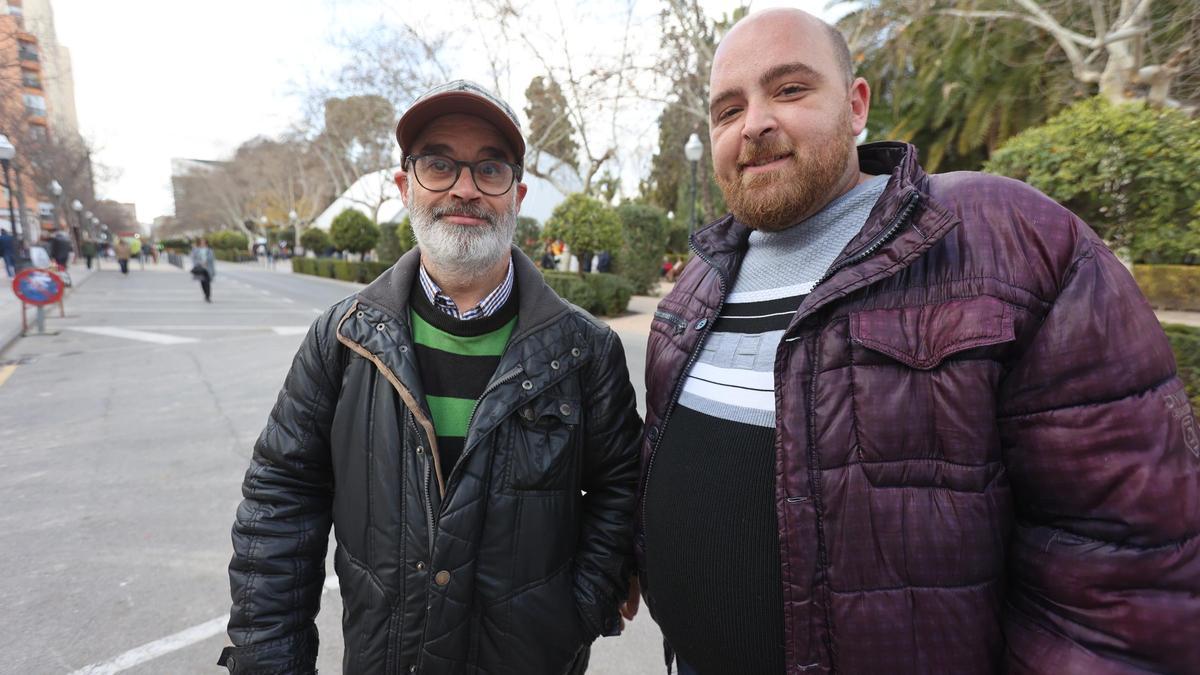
left=637, top=142, right=1200, bottom=674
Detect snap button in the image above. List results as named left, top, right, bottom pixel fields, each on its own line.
left=522, top=407, right=535, bottom=421
left=550, top=360, right=560, bottom=370
left=376, top=323, right=385, bottom=331
left=434, top=570, right=451, bottom=586
left=521, top=380, right=533, bottom=390
left=559, top=403, right=572, bottom=416
left=356, top=311, right=364, bottom=318
left=415, top=561, right=425, bottom=571
left=571, top=347, right=581, bottom=357
left=409, top=666, right=417, bottom=673
left=694, top=318, right=708, bottom=330
left=648, top=425, right=658, bottom=441
left=399, top=345, right=408, bottom=353
left=416, top=446, right=424, bottom=455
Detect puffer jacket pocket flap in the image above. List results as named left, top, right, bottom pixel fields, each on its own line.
left=850, top=295, right=1014, bottom=370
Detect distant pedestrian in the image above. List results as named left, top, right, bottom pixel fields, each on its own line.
left=50, top=232, right=72, bottom=269
left=115, top=238, right=131, bottom=275
left=81, top=238, right=96, bottom=269
left=0, top=228, right=14, bottom=277
left=190, top=239, right=216, bottom=302
left=130, top=237, right=144, bottom=270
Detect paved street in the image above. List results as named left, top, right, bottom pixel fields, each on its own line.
left=0, top=261, right=660, bottom=674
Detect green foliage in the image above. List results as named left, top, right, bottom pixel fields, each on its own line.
left=213, top=249, right=257, bottom=263
left=525, top=76, right=580, bottom=167
left=1133, top=265, right=1200, bottom=311
left=207, top=229, right=249, bottom=251
left=614, top=201, right=670, bottom=294
left=514, top=216, right=542, bottom=261
left=159, top=238, right=190, bottom=252
left=986, top=99, right=1200, bottom=263
left=378, top=217, right=414, bottom=263
left=1163, top=323, right=1200, bottom=412
left=300, top=227, right=331, bottom=255
left=543, top=193, right=623, bottom=266
left=330, top=208, right=380, bottom=255
left=292, top=256, right=391, bottom=283
left=542, top=271, right=633, bottom=316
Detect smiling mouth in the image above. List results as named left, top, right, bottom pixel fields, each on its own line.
left=741, top=152, right=792, bottom=172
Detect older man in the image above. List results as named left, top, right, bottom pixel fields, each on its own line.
left=635, top=8, right=1200, bottom=674
left=220, top=80, right=641, bottom=675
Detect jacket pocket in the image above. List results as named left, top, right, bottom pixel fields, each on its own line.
left=507, top=395, right=582, bottom=492
left=850, top=294, right=1015, bottom=370
left=844, top=295, right=1016, bottom=487
left=333, top=545, right=393, bottom=673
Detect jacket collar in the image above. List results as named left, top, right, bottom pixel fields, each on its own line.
left=357, top=245, right=570, bottom=339
left=689, top=142, right=960, bottom=317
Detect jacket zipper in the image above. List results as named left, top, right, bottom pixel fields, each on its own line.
left=653, top=310, right=688, bottom=336
left=441, top=364, right=526, bottom=502
left=639, top=237, right=730, bottom=582
left=813, top=191, right=921, bottom=288
left=408, top=410, right=435, bottom=553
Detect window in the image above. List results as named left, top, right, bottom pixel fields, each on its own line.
left=23, top=93, right=46, bottom=117
left=28, top=124, right=47, bottom=142
left=38, top=201, right=53, bottom=220
left=18, top=42, right=37, bottom=62
left=22, top=69, right=40, bottom=89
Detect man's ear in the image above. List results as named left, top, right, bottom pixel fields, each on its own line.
left=849, top=77, right=871, bottom=136
left=514, top=182, right=528, bottom=212
left=395, top=171, right=409, bottom=206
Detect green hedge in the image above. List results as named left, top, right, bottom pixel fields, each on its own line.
left=291, top=257, right=392, bottom=284
left=1134, top=265, right=1200, bottom=311
left=543, top=271, right=633, bottom=317
left=1164, top=323, right=1200, bottom=412
left=214, top=249, right=256, bottom=263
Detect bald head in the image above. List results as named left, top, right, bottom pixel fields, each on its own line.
left=715, top=9, right=853, bottom=87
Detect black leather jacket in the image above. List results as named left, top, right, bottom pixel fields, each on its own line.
left=220, top=248, right=642, bottom=674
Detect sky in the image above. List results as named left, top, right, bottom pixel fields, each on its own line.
left=52, top=0, right=833, bottom=223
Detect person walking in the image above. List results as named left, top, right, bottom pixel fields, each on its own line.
left=190, top=239, right=215, bottom=302
left=218, top=80, right=642, bottom=675
left=81, top=237, right=96, bottom=270
left=114, top=238, right=131, bottom=275
left=634, top=8, right=1200, bottom=674
left=0, top=228, right=14, bottom=277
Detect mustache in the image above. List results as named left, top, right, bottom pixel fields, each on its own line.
left=736, top=139, right=795, bottom=171
left=431, top=203, right=497, bottom=225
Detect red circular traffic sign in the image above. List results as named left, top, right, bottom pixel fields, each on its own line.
left=12, top=268, right=65, bottom=306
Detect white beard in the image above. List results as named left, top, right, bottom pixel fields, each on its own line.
left=407, top=188, right=517, bottom=283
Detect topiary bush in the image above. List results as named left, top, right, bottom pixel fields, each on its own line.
left=514, top=216, right=543, bottom=261
left=208, top=229, right=250, bottom=251
left=378, top=217, right=414, bottom=263
left=542, top=271, right=633, bottom=317
left=1163, top=323, right=1200, bottom=412
left=330, top=208, right=380, bottom=255
left=1133, top=265, right=1200, bottom=311
left=543, top=194, right=623, bottom=271
left=291, top=257, right=391, bottom=284
left=614, top=201, right=670, bottom=295
left=300, top=227, right=331, bottom=255
left=985, top=98, right=1200, bottom=264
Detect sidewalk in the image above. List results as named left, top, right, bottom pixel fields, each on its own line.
left=0, top=260, right=100, bottom=357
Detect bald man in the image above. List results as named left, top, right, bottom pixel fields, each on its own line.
left=634, top=8, right=1200, bottom=674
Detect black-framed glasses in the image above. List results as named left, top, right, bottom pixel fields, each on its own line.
left=404, top=154, right=522, bottom=197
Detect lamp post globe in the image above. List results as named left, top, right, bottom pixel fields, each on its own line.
left=288, top=210, right=300, bottom=256
left=683, top=132, right=703, bottom=239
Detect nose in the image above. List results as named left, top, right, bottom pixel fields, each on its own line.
left=741, top=100, right=777, bottom=141
left=448, top=165, right=482, bottom=201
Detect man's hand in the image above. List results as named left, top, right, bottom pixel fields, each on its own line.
left=619, top=575, right=641, bottom=627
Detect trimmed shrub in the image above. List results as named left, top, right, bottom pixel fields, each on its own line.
left=160, top=237, right=191, bottom=253
left=1163, top=323, right=1200, bottom=412
left=300, top=227, right=331, bottom=254
left=291, top=257, right=391, bottom=284
left=514, top=216, right=543, bottom=261
left=614, top=201, right=670, bottom=294
left=543, top=271, right=633, bottom=317
left=330, top=209, right=380, bottom=255
left=985, top=98, right=1200, bottom=264
left=208, top=229, right=250, bottom=251
left=378, top=217, right=414, bottom=263
left=544, top=194, right=623, bottom=270
left=214, top=249, right=256, bottom=263
left=1133, top=265, right=1200, bottom=311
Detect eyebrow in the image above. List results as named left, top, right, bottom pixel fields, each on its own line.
left=709, top=61, right=827, bottom=117
left=417, top=142, right=511, bottom=162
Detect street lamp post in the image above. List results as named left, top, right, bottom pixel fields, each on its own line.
left=288, top=209, right=299, bottom=257
left=49, top=180, right=69, bottom=250
left=0, top=135, right=18, bottom=244
left=684, top=132, right=704, bottom=241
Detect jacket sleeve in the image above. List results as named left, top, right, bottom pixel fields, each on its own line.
left=998, top=238, right=1200, bottom=673
left=574, top=326, right=643, bottom=639
left=218, top=310, right=342, bottom=674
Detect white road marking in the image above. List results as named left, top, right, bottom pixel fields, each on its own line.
left=69, top=579, right=341, bottom=674
left=271, top=326, right=310, bottom=335
left=68, top=327, right=198, bottom=345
